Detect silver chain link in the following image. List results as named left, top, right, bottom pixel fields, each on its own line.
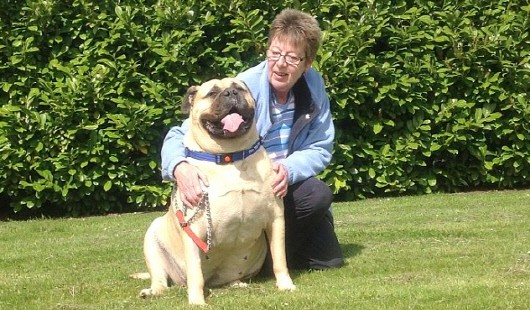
left=203, top=192, right=212, bottom=251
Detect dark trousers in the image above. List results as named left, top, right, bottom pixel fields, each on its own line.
left=262, top=177, right=344, bottom=273
left=283, top=177, right=344, bottom=269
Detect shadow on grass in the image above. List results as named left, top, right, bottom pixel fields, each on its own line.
left=341, top=243, right=365, bottom=259
left=251, top=242, right=365, bottom=285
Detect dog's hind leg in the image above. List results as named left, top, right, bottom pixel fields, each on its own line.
left=140, top=244, right=186, bottom=298
left=139, top=254, right=170, bottom=298
left=139, top=275, right=168, bottom=298
left=139, top=218, right=171, bottom=298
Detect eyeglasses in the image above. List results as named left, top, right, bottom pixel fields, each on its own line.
left=266, top=50, right=304, bottom=66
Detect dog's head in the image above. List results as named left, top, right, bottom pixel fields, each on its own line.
left=183, top=78, right=258, bottom=153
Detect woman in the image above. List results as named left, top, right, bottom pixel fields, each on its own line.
left=161, top=8, right=344, bottom=270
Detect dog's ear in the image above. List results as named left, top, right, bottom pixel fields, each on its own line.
left=182, top=86, right=198, bottom=114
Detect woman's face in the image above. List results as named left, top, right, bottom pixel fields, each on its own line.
left=267, top=37, right=311, bottom=102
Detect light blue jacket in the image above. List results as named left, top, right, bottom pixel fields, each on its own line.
left=161, top=60, right=335, bottom=184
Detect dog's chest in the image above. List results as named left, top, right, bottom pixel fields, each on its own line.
left=208, top=183, right=273, bottom=234
left=207, top=179, right=274, bottom=246
left=186, top=154, right=277, bottom=245
left=195, top=158, right=272, bottom=195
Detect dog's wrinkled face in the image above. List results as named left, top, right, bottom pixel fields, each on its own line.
left=184, top=78, right=255, bottom=139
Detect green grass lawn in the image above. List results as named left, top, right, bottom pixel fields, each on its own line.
left=1, top=190, right=529, bottom=309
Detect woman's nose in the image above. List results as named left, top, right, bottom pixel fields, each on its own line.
left=276, top=55, right=288, bottom=66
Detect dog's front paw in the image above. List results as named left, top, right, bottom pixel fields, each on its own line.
left=277, top=282, right=296, bottom=291
left=276, top=276, right=296, bottom=291
left=188, top=293, right=206, bottom=306
left=274, top=271, right=296, bottom=291
left=187, top=286, right=207, bottom=306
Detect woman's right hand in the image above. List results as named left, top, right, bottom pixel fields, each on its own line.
left=173, top=161, right=209, bottom=208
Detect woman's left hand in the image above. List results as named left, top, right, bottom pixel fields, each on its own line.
left=271, top=162, right=288, bottom=198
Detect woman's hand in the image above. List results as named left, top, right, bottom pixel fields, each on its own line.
left=173, top=161, right=209, bottom=208
left=271, top=162, right=288, bottom=198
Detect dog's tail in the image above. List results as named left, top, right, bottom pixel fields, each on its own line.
left=130, top=272, right=150, bottom=280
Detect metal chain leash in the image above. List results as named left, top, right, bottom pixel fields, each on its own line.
left=203, top=192, right=213, bottom=251
left=174, top=187, right=213, bottom=251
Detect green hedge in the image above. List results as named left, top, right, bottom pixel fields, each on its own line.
left=1, top=0, right=529, bottom=215
left=318, top=0, right=530, bottom=200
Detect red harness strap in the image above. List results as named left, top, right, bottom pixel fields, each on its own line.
left=175, top=209, right=209, bottom=253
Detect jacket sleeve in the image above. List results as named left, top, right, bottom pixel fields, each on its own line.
left=160, top=119, right=190, bottom=181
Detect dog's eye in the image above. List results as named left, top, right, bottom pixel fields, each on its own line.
left=206, top=85, right=222, bottom=98
left=233, top=84, right=246, bottom=92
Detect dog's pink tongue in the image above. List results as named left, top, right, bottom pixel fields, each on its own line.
left=221, top=113, right=244, bottom=132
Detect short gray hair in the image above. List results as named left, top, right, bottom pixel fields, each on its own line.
left=267, top=9, right=322, bottom=62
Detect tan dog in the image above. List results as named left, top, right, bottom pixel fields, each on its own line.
left=139, top=78, right=295, bottom=305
